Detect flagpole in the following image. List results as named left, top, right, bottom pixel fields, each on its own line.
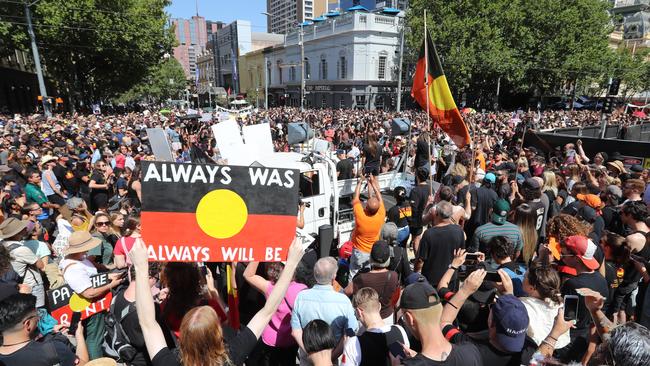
left=424, top=9, right=433, bottom=195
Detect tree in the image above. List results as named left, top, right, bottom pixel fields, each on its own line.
left=115, top=57, right=188, bottom=104
left=1, top=0, right=176, bottom=108
left=406, top=0, right=615, bottom=106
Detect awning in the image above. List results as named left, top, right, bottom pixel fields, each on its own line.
left=347, top=5, right=369, bottom=12
left=382, top=7, right=400, bottom=14
left=325, top=11, right=340, bottom=17
left=312, top=16, right=326, bottom=22
left=633, top=110, right=647, bottom=118
left=301, top=21, right=313, bottom=26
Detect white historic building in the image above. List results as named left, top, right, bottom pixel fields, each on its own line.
left=264, top=9, right=403, bottom=109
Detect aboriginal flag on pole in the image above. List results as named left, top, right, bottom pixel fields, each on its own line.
left=410, top=33, right=471, bottom=148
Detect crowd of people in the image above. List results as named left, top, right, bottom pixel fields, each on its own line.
left=0, top=105, right=647, bottom=366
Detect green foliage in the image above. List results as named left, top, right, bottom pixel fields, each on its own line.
left=1, top=0, right=176, bottom=105
left=407, top=0, right=617, bottom=102
left=114, top=57, right=188, bottom=104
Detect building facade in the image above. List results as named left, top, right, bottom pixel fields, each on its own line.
left=266, top=0, right=328, bottom=34
left=171, top=16, right=210, bottom=78
left=610, top=0, right=650, bottom=50
left=264, top=10, right=402, bottom=109
left=239, top=47, right=271, bottom=107
left=338, top=0, right=408, bottom=11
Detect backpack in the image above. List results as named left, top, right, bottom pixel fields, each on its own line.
left=103, top=294, right=138, bottom=362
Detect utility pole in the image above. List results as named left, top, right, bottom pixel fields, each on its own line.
left=24, top=1, right=51, bottom=117
left=264, top=55, right=269, bottom=109
left=396, top=12, right=405, bottom=112
left=300, top=24, right=305, bottom=112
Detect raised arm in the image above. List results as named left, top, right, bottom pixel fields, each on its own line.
left=247, top=238, right=304, bottom=338
left=353, top=175, right=365, bottom=203
left=243, top=261, right=271, bottom=295
left=440, top=269, right=485, bottom=327
left=130, top=238, right=168, bottom=359
left=437, top=249, right=467, bottom=291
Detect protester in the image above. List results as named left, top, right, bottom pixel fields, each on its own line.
left=349, top=175, right=385, bottom=277
left=302, top=319, right=338, bottom=366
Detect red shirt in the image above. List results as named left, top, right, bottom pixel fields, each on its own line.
left=161, top=298, right=227, bottom=337
left=113, top=236, right=136, bottom=257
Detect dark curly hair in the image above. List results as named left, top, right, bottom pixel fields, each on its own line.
left=622, top=201, right=648, bottom=223
left=489, top=236, right=513, bottom=260
left=161, top=262, right=203, bottom=320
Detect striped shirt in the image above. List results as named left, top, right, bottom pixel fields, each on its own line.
left=469, top=221, right=524, bottom=254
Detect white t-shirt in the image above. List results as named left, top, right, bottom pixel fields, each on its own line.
left=3, top=241, right=45, bottom=307
left=59, top=258, right=98, bottom=294
left=520, top=296, right=570, bottom=349
left=342, top=324, right=410, bottom=366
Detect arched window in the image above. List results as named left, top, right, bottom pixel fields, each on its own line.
left=319, top=54, right=327, bottom=80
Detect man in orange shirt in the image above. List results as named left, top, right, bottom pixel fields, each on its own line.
left=349, top=175, right=385, bottom=277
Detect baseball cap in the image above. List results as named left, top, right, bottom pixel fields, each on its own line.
left=400, top=280, right=441, bottom=310
left=336, top=149, right=346, bottom=155
left=576, top=194, right=604, bottom=210
left=606, top=185, right=622, bottom=199
left=338, top=241, right=353, bottom=260
left=491, top=199, right=510, bottom=225
left=492, top=294, right=529, bottom=353
left=522, top=178, right=541, bottom=190
left=370, top=240, right=390, bottom=267
left=564, top=235, right=600, bottom=270
left=484, top=172, right=496, bottom=184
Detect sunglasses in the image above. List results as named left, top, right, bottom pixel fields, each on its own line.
left=95, top=221, right=109, bottom=226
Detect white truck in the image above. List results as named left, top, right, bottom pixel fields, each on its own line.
left=252, top=150, right=414, bottom=246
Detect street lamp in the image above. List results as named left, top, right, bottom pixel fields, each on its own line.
left=262, top=12, right=305, bottom=111
left=24, top=0, right=51, bottom=117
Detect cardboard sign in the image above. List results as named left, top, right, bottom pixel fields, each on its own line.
left=212, top=120, right=245, bottom=164
left=141, top=161, right=299, bottom=262
left=242, top=123, right=274, bottom=156
left=146, top=128, right=174, bottom=162
left=47, top=273, right=112, bottom=324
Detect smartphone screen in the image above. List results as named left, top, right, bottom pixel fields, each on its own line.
left=465, top=253, right=480, bottom=261
left=563, top=295, right=579, bottom=321
left=484, top=271, right=501, bottom=282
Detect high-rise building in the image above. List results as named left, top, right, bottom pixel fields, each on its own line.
left=266, top=0, right=328, bottom=34
left=171, top=16, right=212, bottom=78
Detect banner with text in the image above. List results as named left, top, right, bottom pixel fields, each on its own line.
left=47, top=273, right=112, bottom=324
left=141, top=162, right=299, bottom=262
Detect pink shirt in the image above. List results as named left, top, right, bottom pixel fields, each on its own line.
left=113, top=236, right=135, bottom=257
left=261, top=281, right=307, bottom=348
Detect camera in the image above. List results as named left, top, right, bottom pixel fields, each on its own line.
left=300, top=200, right=311, bottom=208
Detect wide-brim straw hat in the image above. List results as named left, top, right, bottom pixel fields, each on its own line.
left=0, top=218, right=27, bottom=239
left=65, top=231, right=101, bottom=255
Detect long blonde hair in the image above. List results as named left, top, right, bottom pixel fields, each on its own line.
left=542, top=171, right=558, bottom=196
left=180, top=306, right=230, bottom=366
left=513, top=203, right=539, bottom=263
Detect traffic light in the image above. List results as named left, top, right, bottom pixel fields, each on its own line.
left=603, top=97, right=613, bottom=114
left=609, top=78, right=621, bottom=96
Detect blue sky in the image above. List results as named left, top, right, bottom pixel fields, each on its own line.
left=166, top=0, right=268, bottom=32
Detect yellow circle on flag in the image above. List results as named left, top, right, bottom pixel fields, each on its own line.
left=196, top=189, right=248, bottom=239
left=69, top=293, right=90, bottom=312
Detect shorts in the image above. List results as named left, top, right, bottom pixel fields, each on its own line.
left=609, top=284, right=638, bottom=314
left=363, top=165, right=379, bottom=176
left=397, top=226, right=410, bottom=246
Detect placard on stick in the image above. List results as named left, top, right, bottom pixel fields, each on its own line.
left=47, top=273, right=112, bottom=324
left=141, top=161, right=299, bottom=262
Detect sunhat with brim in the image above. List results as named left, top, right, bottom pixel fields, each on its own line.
left=0, top=218, right=27, bottom=239
left=65, top=231, right=101, bottom=255
left=85, top=358, right=117, bottom=366
left=40, top=155, right=57, bottom=166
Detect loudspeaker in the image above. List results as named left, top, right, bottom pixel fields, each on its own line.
left=391, top=118, right=411, bottom=136
left=318, top=224, right=334, bottom=259
left=288, top=122, right=314, bottom=145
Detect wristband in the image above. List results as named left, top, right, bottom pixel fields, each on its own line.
left=448, top=265, right=458, bottom=271
left=547, top=335, right=558, bottom=342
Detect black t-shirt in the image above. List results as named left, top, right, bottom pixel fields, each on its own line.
left=53, top=164, right=76, bottom=193
left=0, top=333, right=77, bottom=366
left=151, top=326, right=258, bottom=366
left=409, top=184, right=431, bottom=228
left=414, top=139, right=429, bottom=169
left=337, top=158, right=355, bottom=180
left=442, top=327, right=536, bottom=366
left=387, top=201, right=412, bottom=228
left=402, top=342, right=481, bottom=366
left=527, top=200, right=546, bottom=237
left=418, top=224, right=465, bottom=288
left=74, top=165, right=91, bottom=194
left=465, top=185, right=498, bottom=239
left=90, top=170, right=108, bottom=193
left=561, top=271, right=609, bottom=338
left=363, top=144, right=380, bottom=168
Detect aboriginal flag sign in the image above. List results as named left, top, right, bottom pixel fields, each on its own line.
left=141, top=161, right=299, bottom=262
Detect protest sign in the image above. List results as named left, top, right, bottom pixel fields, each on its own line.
left=146, top=128, right=174, bottom=162
left=242, top=123, right=274, bottom=156
left=47, top=273, right=112, bottom=324
left=141, top=161, right=299, bottom=262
